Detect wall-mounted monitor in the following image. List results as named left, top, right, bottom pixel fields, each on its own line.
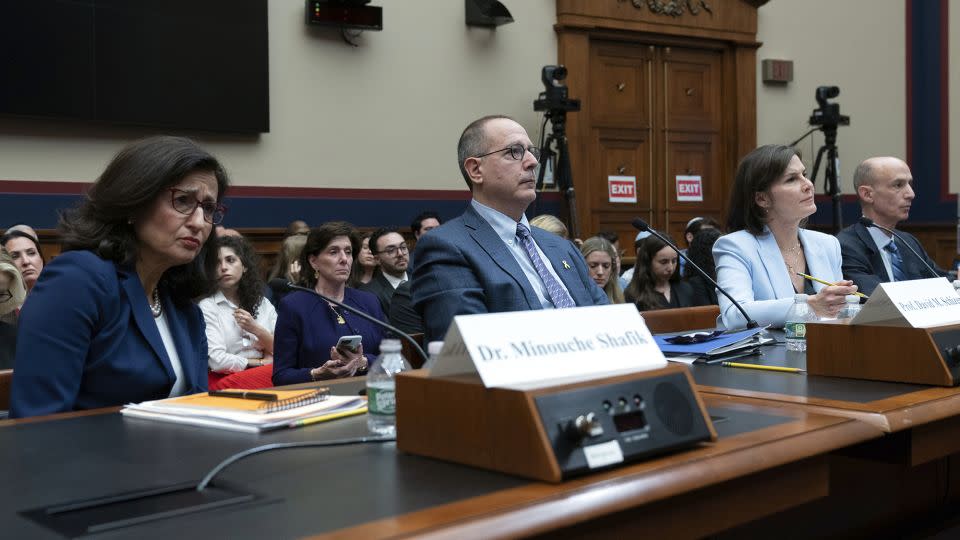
left=0, top=0, right=270, bottom=134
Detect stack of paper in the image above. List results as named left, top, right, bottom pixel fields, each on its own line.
left=654, top=327, right=771, bottom=363
left=121, top=390, right=367, bottom=433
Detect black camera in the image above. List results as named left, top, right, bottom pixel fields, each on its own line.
left=533, top=65, right=580, bottom=113
left=809, top=85, right=850, bottom=128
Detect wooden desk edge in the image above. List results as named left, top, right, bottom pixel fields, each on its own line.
left=314, top=410, right=881, bottom=539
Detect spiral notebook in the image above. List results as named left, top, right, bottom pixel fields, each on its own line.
left=150, top=388, right=329, bottom=414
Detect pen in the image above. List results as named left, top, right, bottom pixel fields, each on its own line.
left=209, top=390, right=278, bottom=401
left=721, top=362, right=805, bottom=373
left=287, top=407, right=368, bottom=428
left=796, top=272, right=868, bottom=298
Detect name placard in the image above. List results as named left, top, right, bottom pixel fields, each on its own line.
left=851, top=277, right=960, bottom=327
left=430, top=304, right=667, bottom=388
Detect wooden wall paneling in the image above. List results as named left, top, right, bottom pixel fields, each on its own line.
left=663, top=47, right=722, bottom=131
left=590, top=43, right=653, bottom=128
left=557, top=30, right=592, bottom=239
left=556, top=0, right=764, bottom=43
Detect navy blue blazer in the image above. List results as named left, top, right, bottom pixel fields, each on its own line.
left=10, top=251, right=208, bottom=418
left=272, top=288, right=385, bottom=386
left=838, top=222, right=947, bottom=296
left=411, top=204, right=609, bottom=342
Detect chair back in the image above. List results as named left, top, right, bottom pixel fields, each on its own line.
left=640, top=305, right=720, bottom=334
left=400, top=333, right=426, bottom=369
left=0, top=369, right=12, bottom=410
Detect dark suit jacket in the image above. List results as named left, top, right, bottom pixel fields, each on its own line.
left=388, top=281, right=423, bottom=335
left=412, top=204, right=609, bottom=342
left=10, top=251, right=208, bottom=418
left=273, top=288, right=385, bottom=386
left=838, top=222, right=947, bottom=296
left=360, top=270, right=397, bottom=315
left=686, top=274, right=719, bottom=307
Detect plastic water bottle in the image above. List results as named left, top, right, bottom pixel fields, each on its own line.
left=839, top=295, right=862, bottom=320
left=784, top=294, right=812, bottom=352
left=366, top=339, right=412, bottom=436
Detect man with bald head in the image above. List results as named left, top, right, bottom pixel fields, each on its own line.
left=412, top=115, right=607, bottom=342
left=838, top=156, right=947, bottom=295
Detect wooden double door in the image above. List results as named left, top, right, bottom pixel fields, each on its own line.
left=584, top=41, right=725, bottom=246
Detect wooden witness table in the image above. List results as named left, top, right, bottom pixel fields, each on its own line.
left=690, top=338, right=960, bottom=537
left=0, top=379, right=880, bottom=539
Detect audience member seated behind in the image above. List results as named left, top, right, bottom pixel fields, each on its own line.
left=349, top=232, right=378, bottom=287
left=361, top=227, right=409, bottom=314
left=619, top=230, right=650, bottom=290
left=680, top=217, right=721, bottom=275
left=713, top=144, right=856, bottom=329
left=408, top=210, right=442, bottom=271
left=285, top=219, right=310, bottom=238
left=531, top=214, right=583, bottom=248
left=199, top=236, right=278, bottom=390
left=625, top=235, right=693, bottom=311
left=580, top=237, right=624, bottom=304
left=10, top=136, right=225, bottom=418
left=596, top=230, right=622, bottom=279
left=0, top=253, right=25, bottom=369
left=1, top=229, right=44, bottom=294
left=684, top=227, right=722, bottom=306
left=267, top=233, right=307, bottom=306
left=273, top=222, right=384, bottom=385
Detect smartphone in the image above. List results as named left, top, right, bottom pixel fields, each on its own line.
left=336, top=335, right=362, bottom=354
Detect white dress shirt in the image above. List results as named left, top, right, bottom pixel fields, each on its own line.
left=198, top=291, right=278, bottom=373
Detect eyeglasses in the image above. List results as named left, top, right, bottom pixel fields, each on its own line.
left=169, top=189, right=227, bottom=225
left=377, top=243, right=409, bottom=257
left=475, top=143, right=541, bottom=162
left=0, top=290, right=11, bottom=302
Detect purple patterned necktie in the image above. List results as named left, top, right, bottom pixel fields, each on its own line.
left=516, top=222, right=576, bottom=308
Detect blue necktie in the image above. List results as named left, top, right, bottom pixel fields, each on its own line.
left=515, top=223, right=576, bottom=308
left=884, top=240, right=907, bottom=281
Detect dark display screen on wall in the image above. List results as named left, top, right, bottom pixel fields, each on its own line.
left=0, top=0, right=269, bottom=134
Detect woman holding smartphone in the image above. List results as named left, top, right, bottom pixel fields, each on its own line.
left=272, top=222, right=385, bottom=385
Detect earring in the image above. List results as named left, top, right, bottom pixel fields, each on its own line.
left=315, top=269, right=320, bottom=279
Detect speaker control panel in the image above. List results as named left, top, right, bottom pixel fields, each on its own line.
left=534, top=371, right=713, bottom=479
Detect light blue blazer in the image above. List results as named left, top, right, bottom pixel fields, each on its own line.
left=713, top=227, right=843, bottom=329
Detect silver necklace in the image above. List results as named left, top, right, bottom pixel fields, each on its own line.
left=783, top=242, right=803, bottom=274
left=150, top=288, right=162, bottom=318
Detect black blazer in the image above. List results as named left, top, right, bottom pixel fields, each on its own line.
left=387, top=281, right=423, bottom=335
left=837, top=222, right=947, bottom=296
left=359, top=270, right=397, bottom=315
left=635, top=280, right=695, bottom=311
left=686, top=274, right=719, bottom=307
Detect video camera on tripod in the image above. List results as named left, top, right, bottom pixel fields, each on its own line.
left=808, top=86, right=849, bottom=130
left=533, top=65, right=582, bottom=237
left=790, top=85, right=852, bottom=233
left=534, top=66, right=581, bottom=114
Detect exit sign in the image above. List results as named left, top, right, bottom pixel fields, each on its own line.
left=762, top=59, right=793, bottom=84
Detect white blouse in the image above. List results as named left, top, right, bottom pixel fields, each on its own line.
left=198, top=291, right=278, bottom=374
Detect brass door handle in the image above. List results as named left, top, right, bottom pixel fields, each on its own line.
left=616, top=82, right=626, bottom=92
left=617, top=165, right=627, bottom=174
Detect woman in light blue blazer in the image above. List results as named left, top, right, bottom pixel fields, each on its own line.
left=713, top=145, right=858, bottom=328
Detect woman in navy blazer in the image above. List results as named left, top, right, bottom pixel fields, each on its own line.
left=273, top=222, right=385, bottom=386
left=10, top=136, right=229, bottom=418
left=713, top=145, right=858, bottom=328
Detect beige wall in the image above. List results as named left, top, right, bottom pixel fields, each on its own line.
left=0, top=0, right=557, bottom=189
left=755, top=0, right=906, bottom=195
left=1, top=1, right=950, bottom=199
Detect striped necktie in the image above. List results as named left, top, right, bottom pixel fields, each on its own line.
left=884, top=240, right=907, bottom=281
left=515, top=222, right=576, bottom=308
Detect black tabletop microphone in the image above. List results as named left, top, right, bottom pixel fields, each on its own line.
left=858, top=216, right=940, bottom=279
left=631, top=218, right=760, bottom=329
left=269, top=279, right=429, bottom=365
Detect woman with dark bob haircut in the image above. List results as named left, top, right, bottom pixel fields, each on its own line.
left=713, top=144, right=856, bottom=328
left=624, top=235, right=693, bottom=311
left=10, top=136, right=228, bottom=418
left=199, top=235, right=278, bottom=390
left=272, top=221, right=385, bottom=385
